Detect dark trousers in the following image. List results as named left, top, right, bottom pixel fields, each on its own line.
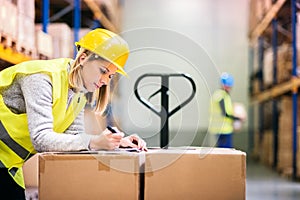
left=0, top=168, right=25, bottom=200
left=216, top=134, right=233, bottom=148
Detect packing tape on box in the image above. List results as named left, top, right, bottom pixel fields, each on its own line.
left=97, top=157, right=111, bottom=172
left=95, top=153, right=141, bottom=173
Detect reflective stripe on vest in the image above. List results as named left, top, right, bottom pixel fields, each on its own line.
left=0, top=121, right=30, bottom=160
left=0, top=160, right=5, bottom=168
left=0, top=58, right=86, bottom=188
left=208, top=89, right=234, bottom=134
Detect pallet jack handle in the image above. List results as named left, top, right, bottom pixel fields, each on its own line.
left=134, top=73, right=196, bottom=148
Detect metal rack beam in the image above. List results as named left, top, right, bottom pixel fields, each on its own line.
left=42, top=0, right=49, bottom=33
left=83, top=0, right=118, bottom=33
left=251, top=78, right=300, bottom=103
left=249, top=0, right=287, bottom=44
left=73, top=0, right=81, bottom=58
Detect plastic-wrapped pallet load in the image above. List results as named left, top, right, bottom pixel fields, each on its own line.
left=35, top=23, right=73, bottom=59
left=35, top=28, right=53, bottom=59
left=0, top=0, right=17, bottom=40
left=16, top=0, right=36, bottom=57
left=277, top=97, right=300, bottom=176
left=263, top=47, right=273, bottom=88
left=47, top=23, right=73, bottom=58
left=0, top=0, right=4, bottom=33
left=261, top=130, right=274, bottom=167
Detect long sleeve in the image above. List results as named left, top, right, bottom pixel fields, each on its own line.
left=18, top=73, right=94, bottom=152
left=219, top=98, right=240, bottom=121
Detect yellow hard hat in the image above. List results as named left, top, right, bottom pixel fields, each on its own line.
left=75, top=28, right=129, bottom=76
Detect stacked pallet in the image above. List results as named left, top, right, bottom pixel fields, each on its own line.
left=0, top=0, right=36, bottom=57
left=0, top=0, right=74, bottom=61
left=261, top=130, right=274, bottom=167
left=260, top=42, right=300, bottom=89
left=277, top=96, right=300, bottom=177
left=36, top=23, right=74, bottom=59
left=252, top=131, right=261, bottom=160
left=277, top=43, right=294, bottom=83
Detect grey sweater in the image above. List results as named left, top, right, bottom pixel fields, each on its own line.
left=1, top=73, right=94, bottom=152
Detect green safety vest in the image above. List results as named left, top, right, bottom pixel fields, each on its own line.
left=0, top=58, right=87, bottom=188
left=208, top=89, right=234, bottom=134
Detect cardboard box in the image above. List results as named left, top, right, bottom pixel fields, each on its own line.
left=144, top=148, right=246, bottom=200
left=39, top=152, right=140, bottom=200
left=38, top=148, right=246, bottom=200
left=23, top=154, right=39, bottom=187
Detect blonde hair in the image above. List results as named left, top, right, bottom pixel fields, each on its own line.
left=69, top=48, right=110, bottom=115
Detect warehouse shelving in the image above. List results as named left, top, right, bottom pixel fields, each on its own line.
left=37, top=0, right=123, bottom=128
left=0, top=0, right=121, bottom=67
left=35, top=0, right=121, bottom=32
left=251, top=78, right=300, bottom=102
left=83, top=0, right=119, bottom=33
left=249, top=0, right=287, bottom=44
left=249, top=0, right=299, bottom=179
left=0, top=0, right=39, bottom=68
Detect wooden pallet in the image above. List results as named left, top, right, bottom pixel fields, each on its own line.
left=16, top=44, right=35, bottom=58
left=37, top=53, right=50, bottom=60
left=0, top=32, right=17, bottom=52
left=278, top=167, right=293, bottom=179
left=0, top=32, right=36, bottom=59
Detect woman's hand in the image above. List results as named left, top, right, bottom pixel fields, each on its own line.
left=89, top=127, right=147, bottom=151
left=120, top=134, right=148, bottom=151
left=89, top=128, right=124, bottom=150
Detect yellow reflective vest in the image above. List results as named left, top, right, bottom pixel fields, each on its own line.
left=0, top=58, right=86, bottom=188
left=208, top=89, right=234, bottom=134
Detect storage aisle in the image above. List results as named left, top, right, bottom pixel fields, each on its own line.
left=247, top=158, right=300, bottom=200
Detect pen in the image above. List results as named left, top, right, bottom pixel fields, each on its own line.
left=107, top=126, right=117, bottom=133
left=107, top=126, right=143, bottom=150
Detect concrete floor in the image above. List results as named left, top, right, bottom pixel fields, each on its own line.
left=246, top=158, right=300, bottom=200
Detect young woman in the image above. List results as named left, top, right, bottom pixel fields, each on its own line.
left=0, top=28, right=147, bottom=199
